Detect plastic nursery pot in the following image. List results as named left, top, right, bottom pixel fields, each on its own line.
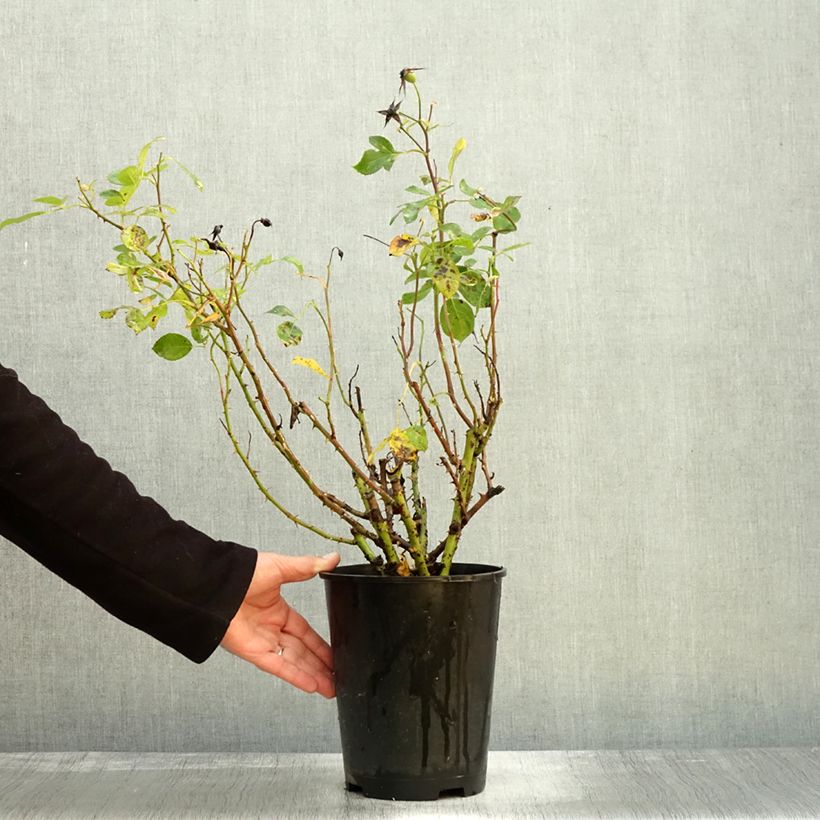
left=319, top=562, right=505, bottom=801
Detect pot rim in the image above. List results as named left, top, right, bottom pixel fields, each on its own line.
left=319, top=562, right=506, bottom=582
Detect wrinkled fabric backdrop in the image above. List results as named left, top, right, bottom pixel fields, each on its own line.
left=0, top=0, right=817, bottom=752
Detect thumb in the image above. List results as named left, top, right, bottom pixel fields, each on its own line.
left=276, top=551, right=340, bottom=585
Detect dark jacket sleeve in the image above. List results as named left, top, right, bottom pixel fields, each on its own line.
left=0, top=361, right=258, bottom=663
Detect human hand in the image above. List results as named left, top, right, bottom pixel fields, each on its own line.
left=220, top=551, right=340, bottom=697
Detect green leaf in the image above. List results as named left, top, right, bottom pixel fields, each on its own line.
left=108, top=165, right=142, bottom=188
left=439, top=297, right=474, bottom=342
left=276, top=256, right=304, bottom=275
left=405, top=185, right=430, bottom=197
left=266, top=304, right=294, bottom=318
left=115, top=249, right=139, bottom=266
left=497, top=241, right=531, bottom=258
left=450, top=238, right=475, bottom=263
left=493, top=211, right=518, bottom=233
left=145, top=302, right=168, bottom=329
left=125, top=268, right=144, bottom=293
left=276, top=321, right=302, bottom=347
left=459, top=179, right=479, bottom=197
left=165, top=155, right=204, bottom=190
left=137, top=136, right=165, bottom=170
left=405, top=269, right=432, bottom=283
left=169, top=287, right=195, bottom=308
left=0, top=210, right=47, bottom=231
left=459, top=275, right=492, bottom=308
left=152, top=332, right=192, bottom=360
left=125, top=307, right=149, bottom=334
left=448, top=138, right=467, bottom=179
left=368, top=135, right=396, bottom=153
left=401, top=281, right=433, bottom=304
left=353, top=148, right=397, bottom=175
left=100, top=189, right=128, bottom=207
left=32, top=196, right=66, bottom=206
left=139, top=204, right=176, bottom=219
left=397, top=198, right=431, bottom=224
left=404, top=425, right=428, bottom=452
left=471, top=226, right=492, bottom=243
left=99, top=309, right=118, bottom=319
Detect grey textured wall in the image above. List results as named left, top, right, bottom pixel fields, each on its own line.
left=1, top=0, right=818, bottom=752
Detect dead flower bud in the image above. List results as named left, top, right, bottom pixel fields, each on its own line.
left=260, top=217, right=272, bottom=227
left=377, top=99, right=402, bottom=127
left=470, top=212, right=491, bottom=222
left=398, top=66, right=424, bottom=97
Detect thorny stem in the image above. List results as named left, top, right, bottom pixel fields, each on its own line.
left=76, top=179, right=123, bottom=230
left=228, top=286, right=393, bottom=507
left=398, top=94, right=473, bottom=430
left=152, top=153, right=175, bottom=266
left=396, top=327, right=458, bottom=466
left=208, top=333, right=357, bottom=546
left=189, top=265, right=381, bottom=541
left=388, top=465, right=429, bottom=575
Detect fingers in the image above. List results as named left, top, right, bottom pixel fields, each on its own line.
left=274, top=551, right=340, bottom=585
left=283, top=606, right=334, bottom=669
left=250, top=604, right=336, bottom=697
left=253, top=648, right=335, bottom=698
left=277, top=634, right=334, bottom=692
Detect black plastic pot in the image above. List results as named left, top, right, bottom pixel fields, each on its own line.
left=319, top=563, right=505, bottom=801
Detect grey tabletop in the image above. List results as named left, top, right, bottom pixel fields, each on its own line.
left=0, top=749, right=818, bottom=819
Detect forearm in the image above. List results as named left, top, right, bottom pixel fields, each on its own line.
left=0, top=362, right=257, bottom=662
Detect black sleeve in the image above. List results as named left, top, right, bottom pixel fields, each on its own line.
left=0, top=361, right=258, bottom=663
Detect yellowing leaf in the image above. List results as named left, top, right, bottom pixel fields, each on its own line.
left=388, top=428, right=415, bottom=461
left=105, top=261, right=131, bottom=275
left=368, top=424, right=426, bottom=464
left=448, top=137, right=467, bottom=179
left=121, top=225, right=148, bottom=252
left=292, top=356, right=329, bottom=379
left=388, top=234, right=418, bottom=256
left=432, top=261, right=461, bottom=299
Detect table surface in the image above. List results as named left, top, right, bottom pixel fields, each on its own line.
left=1, top=749, right=818, bottom=818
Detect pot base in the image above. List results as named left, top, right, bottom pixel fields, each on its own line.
left=345, top=770, right=486, bottom=801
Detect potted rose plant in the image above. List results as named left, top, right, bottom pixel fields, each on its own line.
left=1, top=67, right=525, bottom=800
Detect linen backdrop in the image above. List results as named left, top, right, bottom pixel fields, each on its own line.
left=1, top=0, right=817, bottom=752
